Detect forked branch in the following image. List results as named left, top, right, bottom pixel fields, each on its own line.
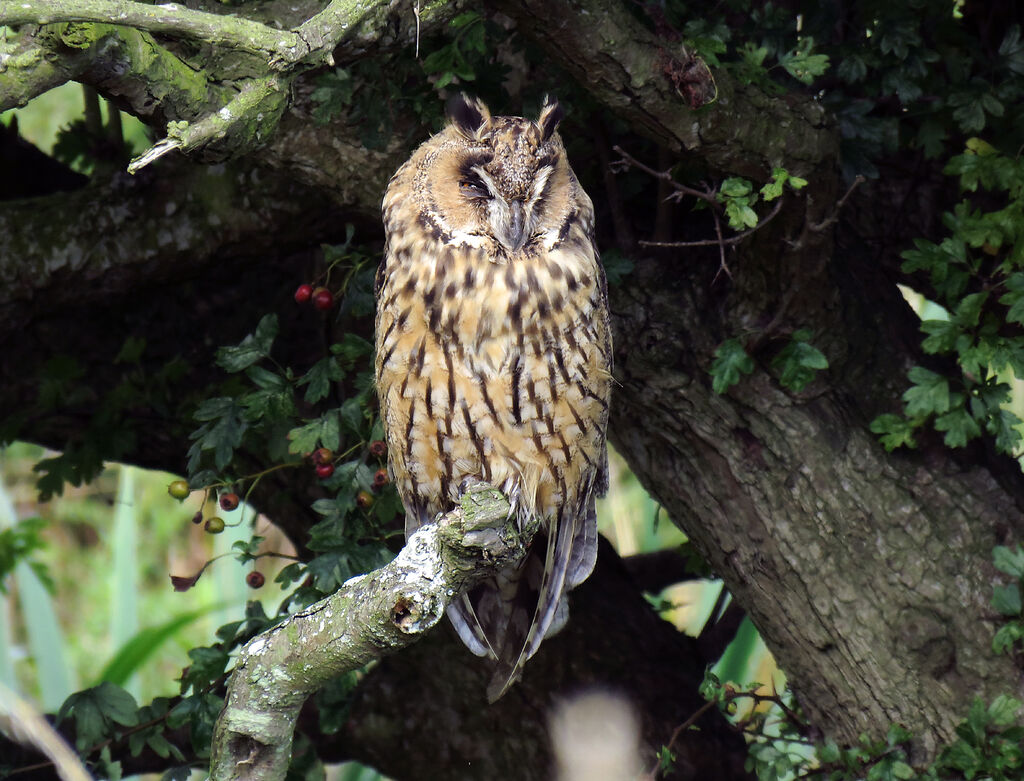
left=209, top=485, right=525, bottom=781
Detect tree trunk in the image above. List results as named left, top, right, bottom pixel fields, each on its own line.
left=2, top=0, right=1022, bottom=775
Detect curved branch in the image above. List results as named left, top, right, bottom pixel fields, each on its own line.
left=210, top=485, right=524, bottom=780
left=0, top=0, right=301, bottom=62
left=495, top=0, right=835, bottom=179
left=128, top=75, right=288, bottom=171
left=0, top=34, right=82, bottom=108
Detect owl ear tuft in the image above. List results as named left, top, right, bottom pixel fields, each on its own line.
left=447, top=94, right=492, bottom=141
left=538, top=96, right=564, bottom=143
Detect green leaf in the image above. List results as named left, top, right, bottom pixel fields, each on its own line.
left=179, top=646, right=230, bottom=694
left=992, top=583, right=1022, bottom=616
left=719, top=177, right=753, bottom=197
left=902, top=367, right=950, bottom=417
left=933, top=407, right=981, bottom=448
left=709, top=339, right=755, bottom=394
left=332, top=333, right=373, bottom=363
left=723, top=200, right=759, bottom=230
left=953, top=292, right=988, bottom=328
left=993, top=622, right=1024, bottom=654
left=870, top=414, right=919, bottom=451
left=760, top=169, right=788, bottom=201
left=189, top=398, right=247, bottom=470
left=772, top=334, right=829, bottom=391
left=57, top=682, right=139, bottom=750
left=245, top=365, right=288, bottom=391
left=373, top=484, right=404, bottom=523
left=987, top=408, right=1023, bottom=454
left=0, top=517, right=50, bottom=593
left=999, top=279, right=1024, bottom=324
left=114, top=336, right=146, bottom=365
left=216, top=314, right=279, bottom=372
left=300, top=357, right=345, bottom=404
left=987, top=695, right=1022, bottom=727
left=339, top=397, right=366, bottom=436
left=892, top=761, right=915, bottom=779
left=321, top=410, right=341, bottom=452
left=817, top=740, right=841, bottom=763
left=288, top=419, right=324, bottom=455
left=837, top=55, right=867, bottom=83
left=779, top=37, right=830, bottom=83
left=993, top=545, right=1024, bottom=578
left=920, top=319, right=961, bottom=354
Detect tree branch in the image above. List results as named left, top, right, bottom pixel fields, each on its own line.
left=0, top=0, right=301, bottom=62
left=209, top=485, right=525, bottom=780
left=0, top=0, right=457, bottom=168
left=127, top=74, right=287, bottom=171
left=494, top=0, right=836, bottom=179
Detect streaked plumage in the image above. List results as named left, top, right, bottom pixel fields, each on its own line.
left=375, top=95, right=611, bottom=699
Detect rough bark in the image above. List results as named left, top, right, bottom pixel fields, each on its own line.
left=608, top=249, right=1024, bottom=753
left=210, top=486, right=520, bottom=780
left=1, top=0, right=1023, bottom=776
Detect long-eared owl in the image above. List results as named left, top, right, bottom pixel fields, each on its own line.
left=375, top=94, right=612, bottom=700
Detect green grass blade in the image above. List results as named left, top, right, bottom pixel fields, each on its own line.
left=96, top=605, right=225, bottom=687
left=0, top=459, right=74, bottom=708
left=17, top=560, right=75, bottom=709
left=111, top=464, right=140, bottom=697
left=0, top=477, right=16, bottom=689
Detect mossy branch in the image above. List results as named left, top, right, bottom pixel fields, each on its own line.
left=0, top=0, right=303, bottom=63
left=209, top=485, right=521, bottom=781
left=0, top=0, right=457, bottom=170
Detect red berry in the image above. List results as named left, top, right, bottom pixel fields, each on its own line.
left=357, top=490, right=374, bottom=508
left=316, top=462, right=335, bottom=479
left=294, top=284, right=313, bottom=303
left=219, top=492, right=240, bottom=511
left=312, top=447, right=334, bottom=465
left=312, top=287, right=334, bottom=310
left=369, top=440, right=387, bottom=457
left=246, top=571, right=265, bottom=589
left=191, top=511, right=204, bottom=525
left=204, top=516, right=225, bottom=534
left=373, top=469, right=389, bottom=488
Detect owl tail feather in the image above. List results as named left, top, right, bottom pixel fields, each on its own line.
left=445, top=489, right=599, bottom=702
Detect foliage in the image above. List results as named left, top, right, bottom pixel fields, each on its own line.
left=872, top=142, right=1024, bottom=455
left=0, top=516, right=52, bottom=592
left=709, top=329, right=829, bottom=395
left=5, top=0, right=1024, bottom=778
left=420, top=12, right=488, bottom=89
left=687, top=544, right=1024, bottom=780
left=991, top=544, right=1024, bottom=655
left=691, top=671, right=1023, bottom=781
left=710, top=338, right=755, bottom=394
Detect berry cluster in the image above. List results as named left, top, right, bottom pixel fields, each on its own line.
left=168, top=481, right=241, bottom=535
left=312, top=446, right=335, bottom=479
left=294, top=284, right=334, bottom=311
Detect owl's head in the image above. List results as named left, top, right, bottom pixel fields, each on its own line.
left=397, top=94, right=584, bottom=257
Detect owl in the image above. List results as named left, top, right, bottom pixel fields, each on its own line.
left=375, top=94, right=612, bottom=700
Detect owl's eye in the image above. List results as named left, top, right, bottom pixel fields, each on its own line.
left=459, top=178, right=489, bottom=198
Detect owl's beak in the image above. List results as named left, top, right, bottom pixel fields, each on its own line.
left=504, top=200, right=526, bottom=252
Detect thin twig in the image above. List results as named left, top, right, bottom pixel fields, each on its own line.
left=414, top=0, right=421, bottom=59
left=712, top=210, right=730, bottom=281
left=808, top=175, right=865, bottom=233
left=641, top=199, right=784, bottom=249
left=612, top=144, right=716, bottom=204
